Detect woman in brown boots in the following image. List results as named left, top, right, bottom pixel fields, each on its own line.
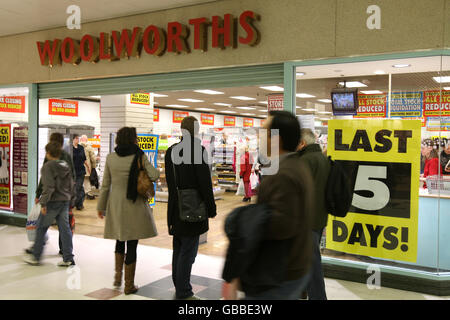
left=97, top=127, right=159, bottom=294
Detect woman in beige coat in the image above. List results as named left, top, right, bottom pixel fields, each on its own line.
left=97, top=127, right=159, bottom=295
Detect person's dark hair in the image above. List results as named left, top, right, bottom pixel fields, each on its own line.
left=429, top=148, right=439, bottom=159
left=49, top=132, right=64, bottom=147
left=181, top=116, right=199, bottom=137
left=115, top=127, right=138, bottom=145
left=73, top=134, right=79, bottom=141
left=268, top=111, right=301, bottom=152
left=45, top=141, right=62, bottom=159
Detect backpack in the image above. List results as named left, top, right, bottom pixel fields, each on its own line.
left=325, top=156, right=353, bottom=218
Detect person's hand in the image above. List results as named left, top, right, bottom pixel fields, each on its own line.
left=445, top=167, right=450, bottom=172
left=97, top=211, right=104, bottom=219
left=35, top=198, right=40, bottom=204
left=41, top=206, right=47, bottom=215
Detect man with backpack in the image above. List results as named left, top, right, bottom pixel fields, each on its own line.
left=297, top=128, right=331, bottom=300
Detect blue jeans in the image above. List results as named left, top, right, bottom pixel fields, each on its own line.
left=244, top=273, right=311, bottom=300
left=307, top=229, right=327, bottom=300
left=74, top=175, right=85, bottom=209
left=172, top=235, right=199, bottom=299
left=33, top=201, right=74, bottom=263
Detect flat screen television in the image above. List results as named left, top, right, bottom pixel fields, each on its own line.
left=331, top=88, right=359, bottom=116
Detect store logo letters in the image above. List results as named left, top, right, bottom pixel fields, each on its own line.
left=38, top=10, right=261, bottom=67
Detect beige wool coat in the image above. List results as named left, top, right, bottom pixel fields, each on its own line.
left=97, top=152, right=160, bottom=241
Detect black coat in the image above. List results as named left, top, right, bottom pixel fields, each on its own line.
left=165, top=138, right=217, bottom=237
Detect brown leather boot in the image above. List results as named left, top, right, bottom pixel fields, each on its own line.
left=113, top=253, right=125, bottom=287
left=124, top=262, right=138, bottom=295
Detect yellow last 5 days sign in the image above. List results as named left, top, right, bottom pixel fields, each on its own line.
left=326, top=119, right=421, bottom=262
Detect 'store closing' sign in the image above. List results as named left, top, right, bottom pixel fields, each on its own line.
left=326, top=119, right=421, bottom=262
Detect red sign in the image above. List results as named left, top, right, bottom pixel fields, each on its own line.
left=243, top=118, right=254, bottom=127
left=173, top=111, right=189, bottom=123
left=0, top=124, right=11, bottom=209
left=201, top=114, right=214, bottom=125
left=36, top=11, right=261, bottom=67
left=355, top=94, right=387, bottom=118
left=154, top=109, right=160, bottom=122
left=423, top=90, right=450, bottom=117
left=224, top=116, right=236, bottom=127
left=0, top=96, right=25, bottom=113
left=49, top=99, right=78, bottom=117
left=267, top=94, right=284, bottom=111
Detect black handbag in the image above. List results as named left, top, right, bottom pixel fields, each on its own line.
left=172, top=162, right=207, bottom=223
left=89, top=167, right=99, bottom=189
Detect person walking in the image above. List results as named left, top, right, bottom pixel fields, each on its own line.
left=72, top=134, right=89, bottom=210
left=165, top=116, right=217, bottom=300
left=97, top=127, right=160, bottom=295
left=24, top=142, right=76, bottom=267
left=440, top=142, right=450, bottom=175
left=297, top=128, right=330, bottom=300
left=80, top=135, right=99, bottom=200
left=240, top=146, right=254, bottom=202
left=225, top=111, right=314, bottom=300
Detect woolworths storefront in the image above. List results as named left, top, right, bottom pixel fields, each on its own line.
left=2, top=0, right=450, bottom=295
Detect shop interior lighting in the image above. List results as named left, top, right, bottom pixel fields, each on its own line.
left=242, top=113, right=256, bottom=116
left=296, top=93, right=316, bottom=98
left=89, top=96, right=101, bottom=99
left=338, top=81, right=367, bottom=88
left=317, top=111, right=332, bottom=114
left=259, top=101, right=268, bottom=104
left=433, top=76, right=450, bottom=83
left=302, top=108, right=316, bottom=112
left=220, top=110, right=237, bottom=114
left=374, top=70, right=387, bottom=75
left=166, top=104, right=189, bottom=108
left=317, top=99, right=332, bottom=103
left=230, top=96, right=256, bottom=101
left=214, top=103, right=232, bottom=106
left=259, top=109, right=268, bottom=112
left=444, top=87, right=450, bottom=90
left=178, top=98, right=204, bottom=103
left=193, top=89, right=224, bottom=95
left=296, top=106, right=302, bottom=109
left=195, top=108, right=215, bottom=111
left=296, top=72, right=306, bottom=76
left=152, top=93, right=168, bottom=97
left=259, top=86, right=284, bottom=92
left=236, top=106, right=257, bottom=110
left=360, top=90, right=384, bottom=94
left=392, top=64, right=411, bottom=68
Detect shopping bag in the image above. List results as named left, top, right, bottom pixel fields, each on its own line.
left=235, top=179, right=245, bottom=196
left=250, top=173, right=259, bottom=190
left=26, top=203, right=41, bottom=242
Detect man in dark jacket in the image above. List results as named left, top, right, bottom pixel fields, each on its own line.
left=298, top=128, right=330, bottom=300
left=441, top=142, right=450, bottom=175
left=165, top=116, right=217, bottom=300
left=72, top=134, right=89, bottom=210
left=227, top=111, right=313, bottom=300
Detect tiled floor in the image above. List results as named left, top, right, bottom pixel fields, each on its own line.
left=1, top=224, right=450, bottom=300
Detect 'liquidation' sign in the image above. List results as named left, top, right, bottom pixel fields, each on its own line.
left=326, top=119, right=420, bottom=262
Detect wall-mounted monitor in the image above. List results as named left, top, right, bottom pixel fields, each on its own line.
left=331, top=88, right=359, bottom=116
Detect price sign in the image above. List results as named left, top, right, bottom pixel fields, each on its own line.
left=326, top=119, right=421, bottom=262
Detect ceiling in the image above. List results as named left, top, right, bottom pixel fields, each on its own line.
left=0, top=0, right=219, bottom=37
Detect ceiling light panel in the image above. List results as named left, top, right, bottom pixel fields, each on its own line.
left=194, top=90, right=224, bottom=95
left=214, top=103, right=233, bottom=106
left=433, top=76, right=450, bottom=83
left=230, top=96, right=256, bottom=101
left=296, top=93, right=316, bottom=98
left=152, top=93, right=168, bottom=97
left=360, top=90, right=383, bottom=94
left=166, top=104, right=189, bottom=108
left=259, top=86, right=284, bottom=92
left=178, top=98, right=204, bottom=103
left=236, top=106, right=256, bottom=110
left=338, top=81, right=367, bottom=88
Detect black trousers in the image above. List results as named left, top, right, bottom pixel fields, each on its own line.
left=172, top=235, right=200, bottom=299
left=115, top=240, right=139, bottom=265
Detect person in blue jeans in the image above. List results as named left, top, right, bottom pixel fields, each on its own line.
left=24, top=142, right=76, bottom=267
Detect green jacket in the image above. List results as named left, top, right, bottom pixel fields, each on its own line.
left=298, top=144, right=330, bottom=232
left=36, top=150, right=75, bottom=199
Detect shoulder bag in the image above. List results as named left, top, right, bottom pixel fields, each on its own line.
left=137, top=154, right=155, bottom=199
left=172, top=161, right=207, bottom=223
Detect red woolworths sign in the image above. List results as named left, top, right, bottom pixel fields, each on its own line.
left=49, top=99, right=78, bottom=117
left=224, top=116, right=236, bottom=127
left=36, top=11, right=261, bottom=67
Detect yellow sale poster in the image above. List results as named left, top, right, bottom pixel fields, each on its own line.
left=326, top=119, right=421, bottom=262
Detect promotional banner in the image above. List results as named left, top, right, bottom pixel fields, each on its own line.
left=130, top=93, right=150, bottom=105
left=326, top=119, right=421, bottom=263
left=389, top=92, right=423, bottom=117
left=0, top=96, right=25, bottom=113
left=243, top=118, right=254, bottom=127
left=201, top=113, right=215, bottom=125
left=355, top=94, right=387, bottom=118
left=154, top=109, right=160, bottom=122
left=0, top=124, right=11, bottom=209
left=426, top=117, right=450, bottom=131
left=88, top=134, right=101, bottom=148
left=13, top=127, right=28, bottom=214
left=224, top=116, right=236, bottom=127
left=137, top=134, right=159, bottom=207
left=48, top=99, right=78, bottom=117
left=423, top=90, right=450, bottom=117
left=173, top=111, right=189, bottom=123
left=267, top=93, right=284, bottom=111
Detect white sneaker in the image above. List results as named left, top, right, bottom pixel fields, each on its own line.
left=57, top=260, right=75, bottom=267
left=23, top=254, right=40, bottom=266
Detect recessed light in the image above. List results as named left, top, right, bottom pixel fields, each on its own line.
left=296, top=72, right=306, bottom=76
left=360, top=90, right=383, bottom=94
left=236, top=106, right=256, bottom=110
left=317, top=99, right=332, bottom=103
left=433, top=76, right=450, bottom=83
left=260, top=86, right=284, bottom=92
left=303, top=108, right=316, bottom=112
left=296, top=106, right=302, bottom=109
left=444, top=87, right=450, bottom=90
left=89, top=96, right=101, bottom=99
left=374, top=70, right=386, bottom=75
left=242, top=113, right=256, bottom=116
left=152, top=93, right=168, bottom=97
left=338, top=81, right=367, bottom=88
left=195, top=108, right=215, bottom=111
left=194, top=89, right=224, bottom=95
left=296, top=93, right=316, bottom=98
left=317, top=111, right=332, bottom=114
left=259, top=109, right=268, bottom=112
left=392, top=64, right=411, bottom=68
left=221, top=110, right=237, bottom=114
left=166, top=104, right=189, bottom=108
left=178, top=98, right=204, bottom=103
left=230, top=96, right=256, bottom=101
left=214, top=103, right=232, bottom=106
